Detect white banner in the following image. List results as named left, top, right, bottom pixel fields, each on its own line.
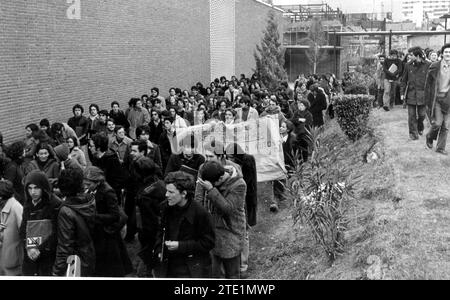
left=172, top=116, right=287, bottom=182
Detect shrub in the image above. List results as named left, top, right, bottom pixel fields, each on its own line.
left=285, top=127, right=359, bottom=263
left=333, top=94, right=374, bottom=142
left=344, top=85, right=367, bottom=95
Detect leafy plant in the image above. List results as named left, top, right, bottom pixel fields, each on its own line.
left=333, top=94, right=374, bottom=142
left=285, top=127, right=359, bottom=263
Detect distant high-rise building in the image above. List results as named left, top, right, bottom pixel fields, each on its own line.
left=402, top=0, right=450, bottom=27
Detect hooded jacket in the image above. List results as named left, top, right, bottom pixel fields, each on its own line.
left=20, top=170, right=62, bottom=276
left=204, top=169, right=247, bottom=259
left=195, top=160, right=242, bottom=214
left=53, top=194, right=96, bottom=276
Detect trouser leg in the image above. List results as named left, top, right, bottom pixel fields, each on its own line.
left=240, top=227, right=249, bottom=273
left=383, top=80, right=391, bottom=108
left=417, top=105, right=426, bottom=133
left=408, top=105, right=418, bottom=136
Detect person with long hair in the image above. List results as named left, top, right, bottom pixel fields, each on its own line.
left=24, top=143, right=60, bottom=188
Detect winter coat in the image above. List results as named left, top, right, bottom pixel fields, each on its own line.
left=25, top=159, right=60, bottom=188
left=308, top=92, right=327, bottom=127
left=149, top=120, right=164, bottom=145
left=195, top=160, right=243, bottom=213
left=52, top=194, right=96, bottom=276
left=135, top=177, right=166, bottom=266
left=146, top=142, right=163, bottom=171
left=109, top=136, right=132, bottom=164
left=154, top=199, right=215, bottom=278
left=90, top=151, right=127, bottom=192
left=164, top=154, right=205, bottom=178
left=109, top=110, right=130, bottom=131
left=425, top=61, right=447, bottom=118
left=291, top=109, right=313, bottom=136
left=400, top=60, right=431, bottom=106
left=3, top=160, right=26, bottom=204
left=127, top=107, right=150, bottom=139
left=69, top=147, right=87, bottom=168
left=206, top=170, right=246, bottom=259
left=230, top=153, right=258, bottom=227
left=92, top=182, right=132, bottom=277
left=0, top=197, right=23, bottom=275
left=235, top=107, right=259, bottom=123
left=20, top=171, right=62, bottom=276
left=158, top=132, right=173, bottom=172
left=67, top=116, right=89, bottom=146
left=281, top=133, right=296, bottom=170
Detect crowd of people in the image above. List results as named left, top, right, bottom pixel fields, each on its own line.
left=0, top=71, right=342, bottom=278
left=375, top=44, right=450, bottom=155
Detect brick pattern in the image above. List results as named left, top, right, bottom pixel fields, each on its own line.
left=210, top=0, right=235, bottom=80
left=0, top=0, right=210, bottom=143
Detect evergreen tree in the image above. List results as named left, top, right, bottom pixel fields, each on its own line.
left=254, top=11, right=288, bottom=92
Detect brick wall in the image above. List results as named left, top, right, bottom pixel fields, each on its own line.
left=0, top=0, right=210, bottom=143
left=234, top=0, right=285, bottom=79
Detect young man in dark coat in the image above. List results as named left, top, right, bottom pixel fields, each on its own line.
left=20, top=170, right=62, bottom=276
left=291, top=99, right=313, bottom=161
left=307, top=85, right=328, bottom=127
left=154, top=171, right=215, bottom=278
left=400, top=46, right=431, bottom=140
left=67, top=104, right=89, bottom=146
left=133, top=157, right=166, bottom=276
left=149, top=110, right=164, bottom=145
left=89, top=133, right=128, bottom=201
left=83, top=166, right=132, bottom=277
left=52, top=168, right=96, bottom=277
left=135, top=125, right=163, bottom=170
left=109, top=101, right=130, bottom=133
left=158, top=114, right=175, bottom=173
left=425, top=44, right=450, bottom=155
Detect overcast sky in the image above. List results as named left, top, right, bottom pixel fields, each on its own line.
left=272, top=0, right=402, bottom=18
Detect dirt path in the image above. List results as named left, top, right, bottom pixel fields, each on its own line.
left=368, top=107, right=450, bottom=279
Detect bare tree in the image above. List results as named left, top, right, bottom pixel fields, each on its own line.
left=300, top=17, right=329, bottom=74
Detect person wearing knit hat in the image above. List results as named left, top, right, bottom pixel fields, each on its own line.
left=20, top=170, right=62, bottom=276
left=0, top=179, right=24, bottom=275
left=83, top=166, right=133, bottom=277
left=54, top=143, right=82, bottom=171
